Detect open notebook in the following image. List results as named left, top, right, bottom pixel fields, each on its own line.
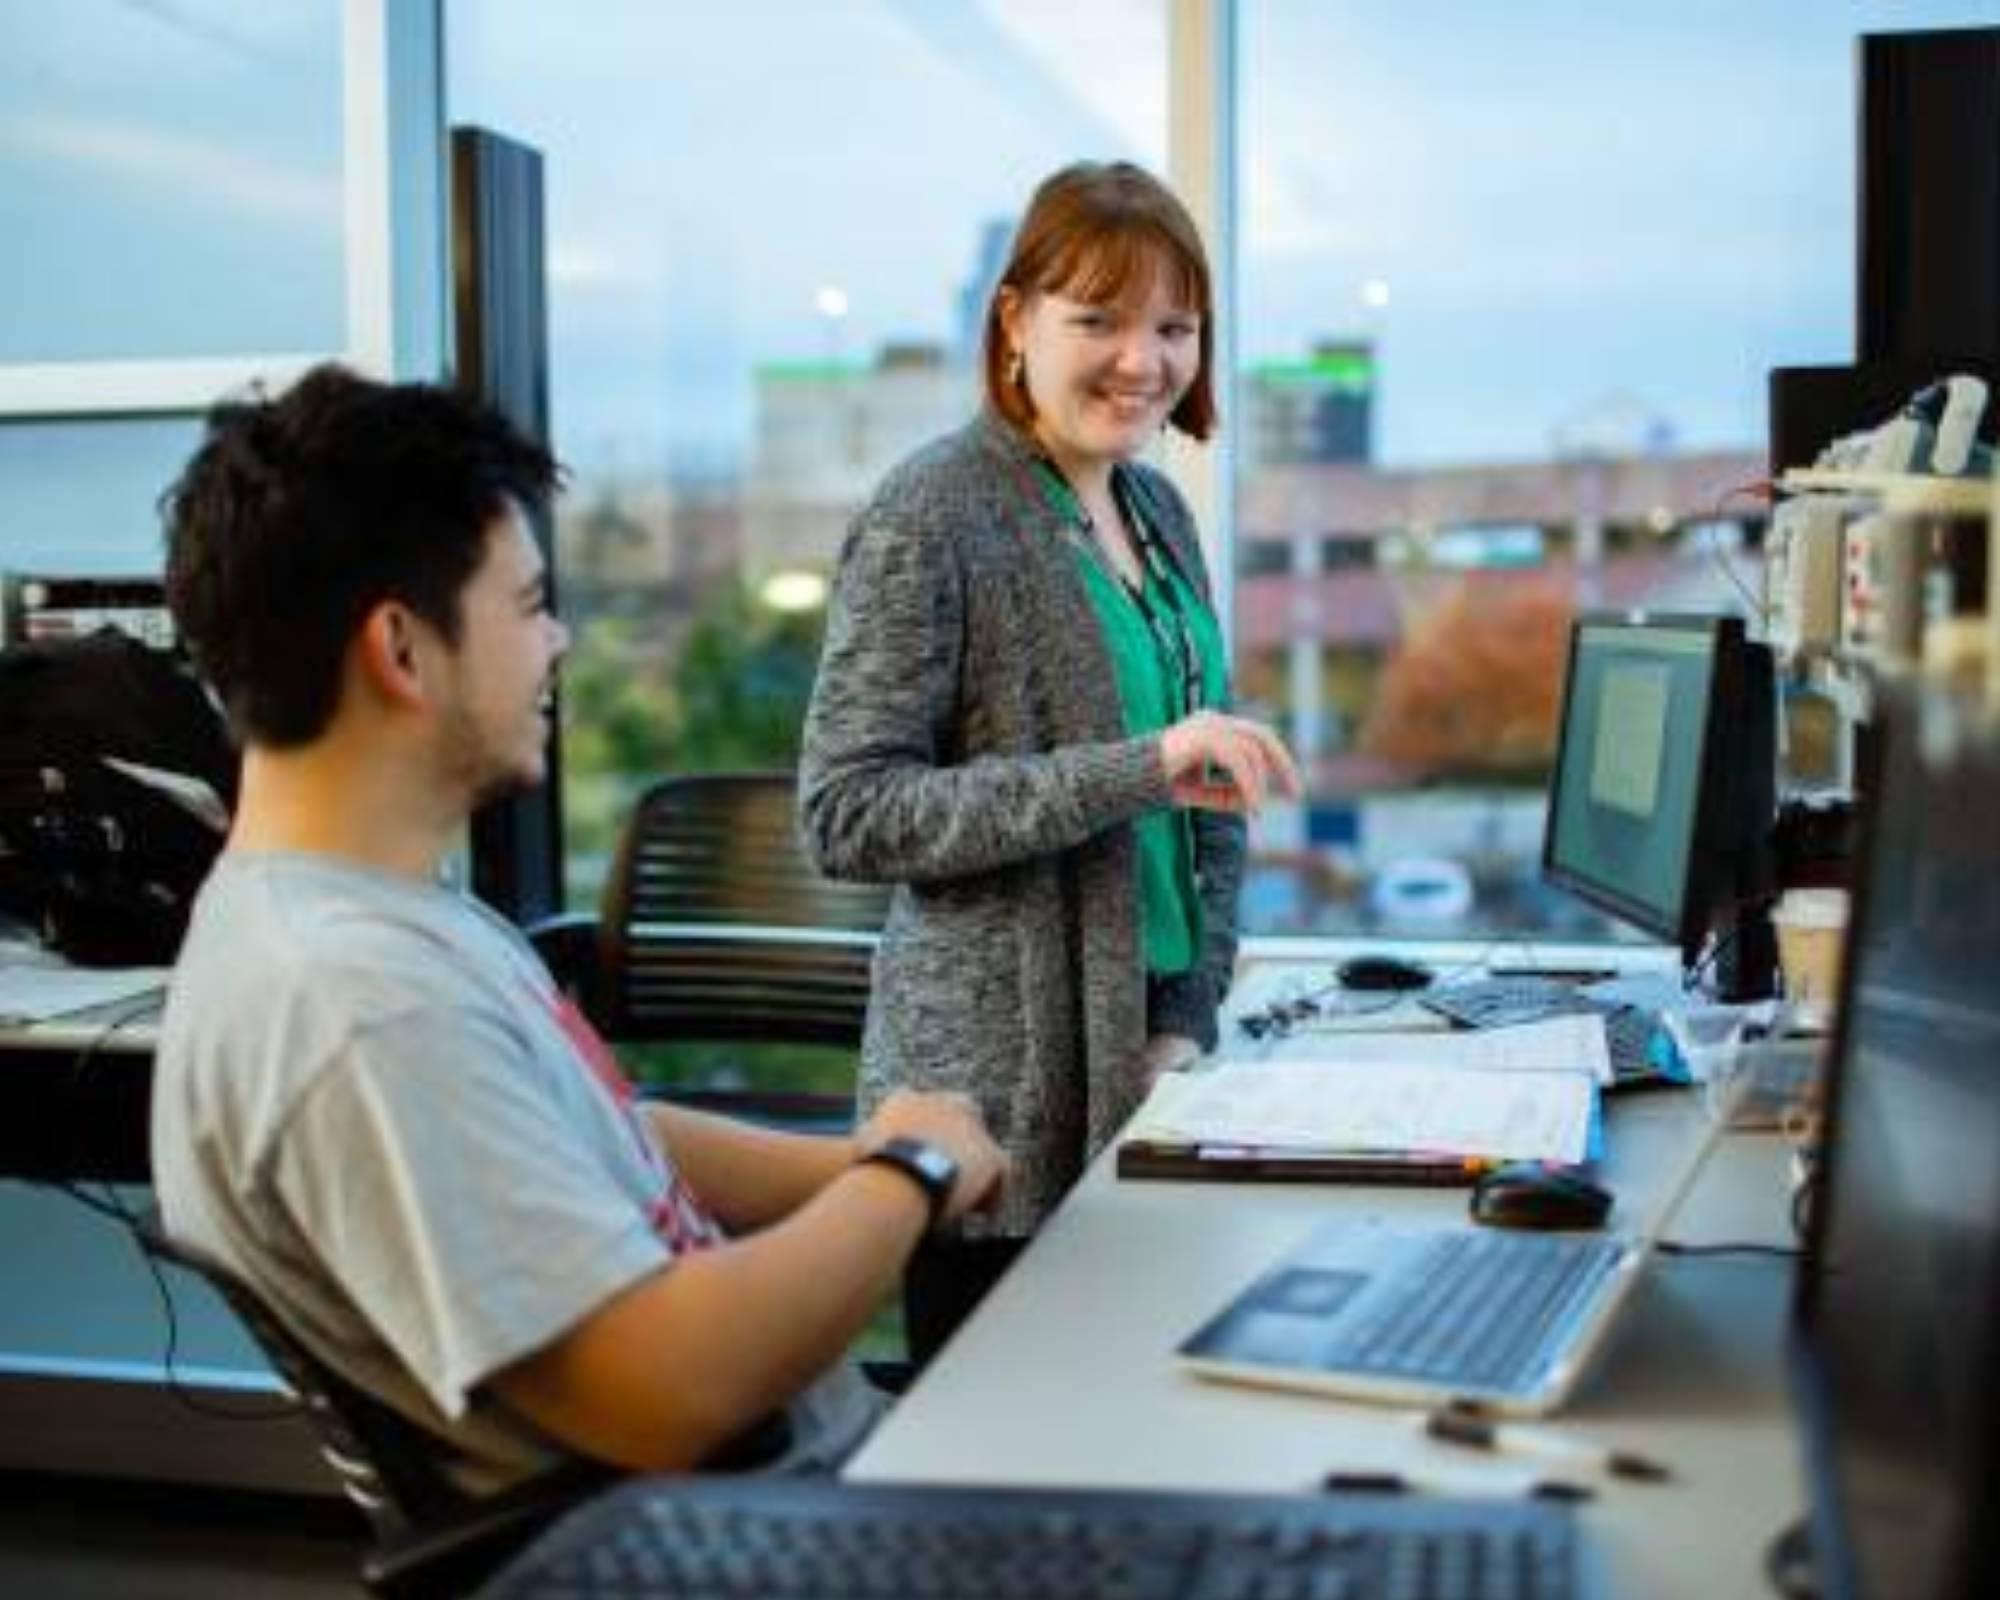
left=1176, top=1091, right=1737, bottom=1417
left=1119, top=1015, right=1608, bottom=1184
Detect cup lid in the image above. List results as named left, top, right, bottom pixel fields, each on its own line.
left=1774, top=888, right=1850, bottom=929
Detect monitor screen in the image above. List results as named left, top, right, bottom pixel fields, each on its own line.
left=1794, top=686, right=2000, bottom=1600
left=1543, top=614, right=1743, bottom=956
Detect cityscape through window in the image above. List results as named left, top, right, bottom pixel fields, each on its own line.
left=449, top=1, right=1991, bottom=945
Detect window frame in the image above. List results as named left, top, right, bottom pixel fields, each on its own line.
left=0, top=2, right=451, bottom=1491
left=1165, top=0, right=1239, bottom=654
left=0, top=0, right=447, bottom=420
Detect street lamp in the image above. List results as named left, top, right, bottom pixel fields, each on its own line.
left=814, top=285, right=849, bottom=369
left=759, top=568, right=829, bottom=614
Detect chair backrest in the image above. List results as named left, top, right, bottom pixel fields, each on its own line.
left=136, top=1215, right=634, bottom=1596
left=135, top=1213, right=469, bottom=1537
left=595, top=772, right=891, bottom=1048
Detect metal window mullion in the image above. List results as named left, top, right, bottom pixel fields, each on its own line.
left=1166, top=0, right=1238, bottom=654
left=343, top=0, right=447, bottom=381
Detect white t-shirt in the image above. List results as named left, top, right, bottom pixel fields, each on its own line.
left=151, top=852, right=881, bottom=1494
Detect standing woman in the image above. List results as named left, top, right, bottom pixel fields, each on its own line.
left=799, top=161, right=1298, bottom=1360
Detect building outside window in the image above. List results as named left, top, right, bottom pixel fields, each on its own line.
left=460, top=0, right=1992, bottom=960
left=1233, top=0, right=1993, bottom=940
left=12, top=1, right=1991, bottom=963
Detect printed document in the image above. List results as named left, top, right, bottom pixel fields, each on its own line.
left=1131, top=1042, right=1599, bottom=1166
left=1245, top=1013, right=1614, bottom=1085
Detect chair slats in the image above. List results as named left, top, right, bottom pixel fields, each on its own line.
left=598, top=772, right=891, bottom=1051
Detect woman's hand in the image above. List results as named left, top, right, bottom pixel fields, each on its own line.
left=1158, top=711, right=1302, bottom=815
left=1139, top=1033, right=1202, bottom=1091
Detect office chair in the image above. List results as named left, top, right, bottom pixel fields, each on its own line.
left=134, top=1212, right=614, bottom=1600
left=527, top=772, right=913, bottom=1385
left=531, top=771, right=891, bottom=1130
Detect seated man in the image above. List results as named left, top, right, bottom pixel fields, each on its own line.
left=150, top=364, right=1006, bottom=1494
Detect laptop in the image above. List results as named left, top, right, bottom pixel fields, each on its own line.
left=1177, top=1087, right=1741, bottom=1416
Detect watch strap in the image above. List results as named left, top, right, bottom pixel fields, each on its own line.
left=858, top=1136, right=956, bottom=1226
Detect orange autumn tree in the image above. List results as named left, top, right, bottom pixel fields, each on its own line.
left=1360, top=574, right=1572, bottom=781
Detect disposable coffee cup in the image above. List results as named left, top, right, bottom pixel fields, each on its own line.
left=1773, top=889, right=1849, bottom=1026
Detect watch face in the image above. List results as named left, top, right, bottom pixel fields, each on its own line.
left=875, top=1137, right=958, bottom=1214
left=901, top=1141, right=957, bottom=1189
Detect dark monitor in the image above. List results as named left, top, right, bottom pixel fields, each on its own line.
left=1858, top=26, right=2000, bottom=366
left=1542, top=613, right=1776, bottom=987
left=1792, top=687, right=2000, bottom=1600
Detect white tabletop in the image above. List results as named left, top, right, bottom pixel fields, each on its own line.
left=0, top=962, right=162, bottom=1054
left=847, top=1088, right=1804, bottom=1600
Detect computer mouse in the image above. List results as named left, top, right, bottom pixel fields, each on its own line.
left=1335, top=954, right=1434, bottom=993
left=1469, top=1163, right=1614, bottom=1231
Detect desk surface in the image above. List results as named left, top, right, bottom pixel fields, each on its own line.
left=848, top=1088, right=1803, bottom=1600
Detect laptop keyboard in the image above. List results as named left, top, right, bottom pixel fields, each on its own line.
left=1329, top=1231, right=1625, bottom=1392
left=1420, top=979, right=1661, bottom=1085
left=480, top=1476, right=1594, bottom=1600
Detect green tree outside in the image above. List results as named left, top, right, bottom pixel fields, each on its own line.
left=560, top=588, right=852, bottom=1103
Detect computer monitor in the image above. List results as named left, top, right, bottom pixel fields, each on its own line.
left=1791, top=686, right=2000, bottom=1600
left=0, top=573, right=173, bottom=649
left=1542, top=612, right=1777, bottom=993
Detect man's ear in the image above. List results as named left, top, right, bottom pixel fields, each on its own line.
left=354, top=601, right=429, bottom=710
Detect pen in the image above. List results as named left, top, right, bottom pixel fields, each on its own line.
left=1425, top=1405, right=1672, bottom=1483
left=1322, top=1468, right=1594, bottom=1503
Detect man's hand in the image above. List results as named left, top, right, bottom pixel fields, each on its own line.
left=497, top=1088, right=1007, bottom=1474
left=1158, top=711, right=1302, bottom=815
left=856, top=1090, right=1008, bottom=1224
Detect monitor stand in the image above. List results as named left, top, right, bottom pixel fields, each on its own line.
left=1714, top=899, right=1780, bottom=1004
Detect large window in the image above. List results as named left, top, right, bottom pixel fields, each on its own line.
left=0, top=419, right=202, bottom=573
left=1232, top=0, right=1996, bottom=941
left=451, top=0, right=1168, bottom=903
left=450, top=2, right=1167, bottom=1099
left=457, top=1, right=1996, bottom=963
left=0, top=0, right=349, bottom=568
left=0, top=2, right=345, bottom=367
left=0, top=0, right=441, bottom=1480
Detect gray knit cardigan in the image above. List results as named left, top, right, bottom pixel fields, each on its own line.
left=798, top=412, right=1246, bottom=1234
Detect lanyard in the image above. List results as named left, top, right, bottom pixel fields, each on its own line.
left=1028, top=456, right=1207, bottom=718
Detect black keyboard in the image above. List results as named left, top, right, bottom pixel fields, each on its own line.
left=1420, top=979, right=1661, bottom=1085
left=480, top=1476, right=1598, bottom=1600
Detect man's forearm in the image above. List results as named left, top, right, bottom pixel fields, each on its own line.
left=644, top=1102, right=858, bottom=1232
left=490, top=1161, right=929, bottom=1472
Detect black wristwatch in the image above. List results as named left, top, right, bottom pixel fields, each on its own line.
left=858, top=1137, right=959, bottom=1227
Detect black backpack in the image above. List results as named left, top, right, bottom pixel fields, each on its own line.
left=0, top=629, right=238, bottom=966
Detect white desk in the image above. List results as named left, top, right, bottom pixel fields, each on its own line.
left=848, top=1089, right=1804, bottom=1599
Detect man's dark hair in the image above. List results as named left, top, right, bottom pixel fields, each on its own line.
left=162, top=364, right=561, bottom=747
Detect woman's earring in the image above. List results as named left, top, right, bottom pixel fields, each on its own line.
left=1007, top=350, right=1025, bottom=388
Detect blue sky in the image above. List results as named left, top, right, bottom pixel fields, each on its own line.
left=6, top=1, right=1997, bottom=479
left=450, top=0, right=1998, bottom=471
left=0, top=3, right=343, bottom=363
